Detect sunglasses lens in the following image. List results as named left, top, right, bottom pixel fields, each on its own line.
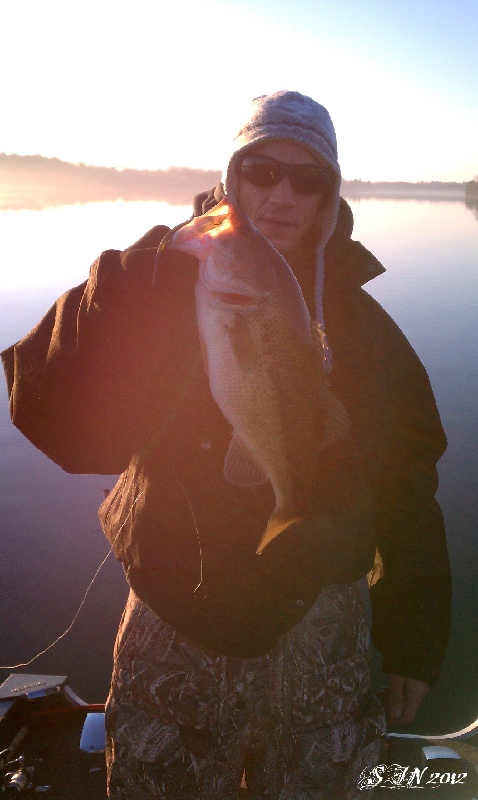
left=239, top=159, right=281, bottom=188
left=238, top=156, right=333, bottom=195
left=291, top=165, right=332, bottom=195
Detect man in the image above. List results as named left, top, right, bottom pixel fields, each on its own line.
left=1, top=91, right=451, bottom=799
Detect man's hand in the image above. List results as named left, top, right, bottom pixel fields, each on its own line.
left=384, top=674, right=429, bottom=726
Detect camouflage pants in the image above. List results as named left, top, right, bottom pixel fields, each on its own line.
left=105, top=584, right=385, bottom=800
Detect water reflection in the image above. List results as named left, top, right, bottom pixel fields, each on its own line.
left=465, top=196, right=478, bottom=220
left=0, top=197, right=477, bottom=732
left=464, top=179, right=478, bottom=220
left=0, top=200, right=193, bottom=296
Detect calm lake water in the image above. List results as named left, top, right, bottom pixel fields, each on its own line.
left=0, top=195, right=477, bottom=736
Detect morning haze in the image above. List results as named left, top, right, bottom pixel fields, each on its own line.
left=0, top=153, right=470, bottom=211
left=0, top=153, right=222, bottom=210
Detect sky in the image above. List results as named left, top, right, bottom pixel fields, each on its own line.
left=1, top=0, right=477, bottom=182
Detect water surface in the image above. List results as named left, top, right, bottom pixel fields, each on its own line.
left=0, top=196, right=477, bottom=734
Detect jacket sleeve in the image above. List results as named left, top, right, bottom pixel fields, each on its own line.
left=1, top=225, right=199, bottom=475
left=366, top=300, right=451, bottom=686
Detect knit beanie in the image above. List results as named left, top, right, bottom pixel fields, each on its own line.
left=222, top=90, right=341, bottom=369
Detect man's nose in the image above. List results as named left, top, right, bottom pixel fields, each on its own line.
left=269, top=176, right=296, bottom=203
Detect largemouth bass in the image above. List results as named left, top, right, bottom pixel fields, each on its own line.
left=168, top=199, right=350, bottom=554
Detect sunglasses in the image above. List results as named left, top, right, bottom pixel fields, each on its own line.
left=237, top=154, right=334, bottom=196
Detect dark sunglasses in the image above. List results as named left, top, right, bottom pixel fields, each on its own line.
left=237, top=154, right=334, bottom=196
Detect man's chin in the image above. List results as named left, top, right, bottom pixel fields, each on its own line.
left=257, top=228, right=297, bottom=258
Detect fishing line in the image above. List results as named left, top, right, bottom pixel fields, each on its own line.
left=1, top=348, right=202, bottom=672
left=152, top=215, right=193, bottom=288
left=1, top=219, right=204, bottom=674
left=0, top=550, right=113, bottom=671
left=172, top=468, right=204, bottom=593
left=0, top=492, right=144, bottom=671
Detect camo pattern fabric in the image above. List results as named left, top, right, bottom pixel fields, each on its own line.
left=105, top=583, right=385, bottom=800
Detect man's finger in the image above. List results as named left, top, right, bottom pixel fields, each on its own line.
left=385, top=674, right=429, bottom=725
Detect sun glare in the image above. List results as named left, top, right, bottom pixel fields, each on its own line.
left=0, top=201, right=192, bottom=294
left=1, top=1, right=476, bottom=182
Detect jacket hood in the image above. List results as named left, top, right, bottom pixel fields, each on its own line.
left=193, top=187, right=385, bottom=294
left=219, top=91, right=342, bottom=370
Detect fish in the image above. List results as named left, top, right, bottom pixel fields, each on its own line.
left=168, top=198, right=350, bottom=554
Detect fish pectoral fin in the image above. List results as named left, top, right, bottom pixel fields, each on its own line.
left=256, top=509, right=303, bottom=554
left=223, top=433, right=269, bottom=487
left=320, top=387, right=352, bottom=450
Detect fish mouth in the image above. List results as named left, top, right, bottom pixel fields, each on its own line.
left=210, top=290, right=265, bottom=307
left=200, top=271, right=268, bottom=308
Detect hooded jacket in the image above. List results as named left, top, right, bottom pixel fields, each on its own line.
left=1, top=192, right=451, bottom=685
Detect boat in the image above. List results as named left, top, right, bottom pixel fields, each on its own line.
left=1, top=671, right=477, bottom=797
left=0, top=672, right=106, bottom=798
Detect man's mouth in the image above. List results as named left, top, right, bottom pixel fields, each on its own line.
left=259, top=217, right=296, bottom=230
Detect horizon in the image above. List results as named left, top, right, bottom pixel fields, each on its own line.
left=1, top=151, right=474, bottom=186
left=1, top=1, right=477, bottom=184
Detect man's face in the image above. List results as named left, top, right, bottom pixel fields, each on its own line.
left=236, top=140, right=326, bottom=260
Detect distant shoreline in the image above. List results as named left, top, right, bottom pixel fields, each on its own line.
left=341, top=179, right=466, bottom=202
left=0, top=152, right=473, bottom=210
left=0, top=153, right=222, bottom=209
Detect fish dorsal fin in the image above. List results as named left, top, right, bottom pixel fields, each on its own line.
left=224, top=432, right=269, bottom=487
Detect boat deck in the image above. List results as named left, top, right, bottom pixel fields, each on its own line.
left=1, top=673, right=477, bottom=798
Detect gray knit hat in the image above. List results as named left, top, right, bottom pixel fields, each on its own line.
left=223, top=90, right=340, bottom=192
left=223, top=90, right=341, bottom=369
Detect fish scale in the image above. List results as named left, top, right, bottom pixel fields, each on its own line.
left=168, top=198, right=350, bottom=554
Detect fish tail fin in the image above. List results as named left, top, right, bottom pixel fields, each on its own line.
left=256, top=508, right=303, bottom=554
